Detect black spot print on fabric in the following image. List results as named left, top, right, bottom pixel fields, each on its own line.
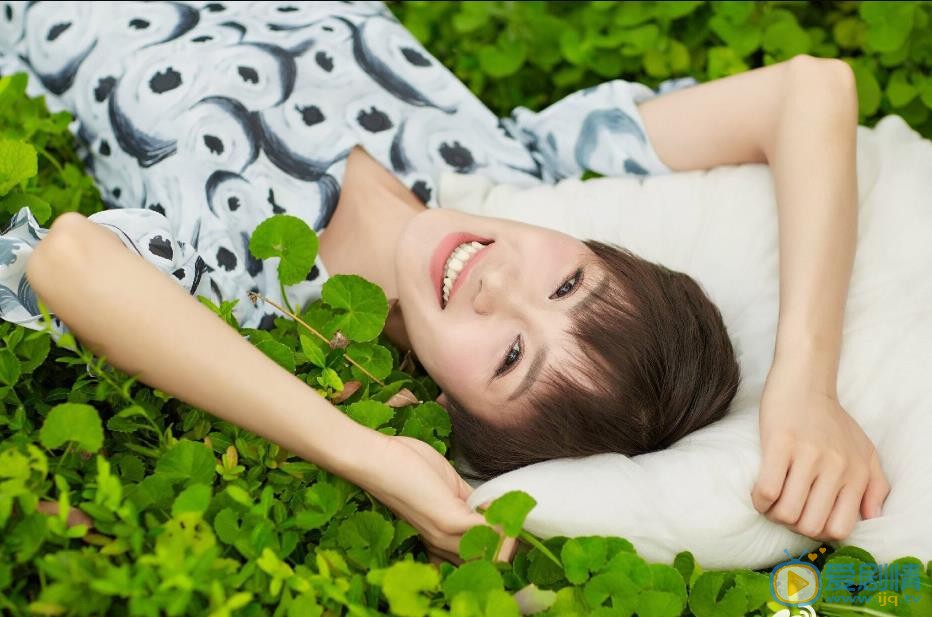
left=172, top=268, right=185, bottom=280
left=148, top=235, right=173, bottom=260
left=322, top=25, right=333, bottom=32
left=99, top=140, right=111, bottom=156
left=216, top=246, right=237, bottom=271
left=129, top=18, right=149, bottom=30
left=296, top=104, right=324, bottom=127
left=149, top=67, right=182, bottom=94
left=203, top=135, right=224, bottom=155
left=411, top=180, right=432, bottom=205
left=47, top=22, right=71, bottom=42
left=112, top=187, right=122, bottom=199
left=5, top=4, right=12, bottom=21
left=401, top=47, right=431, bottom=67
left=438, top=141, right=476, bottom=173
left=258, top=312, right=277, bottom=330
left=227, top=196, right=241, bottom=211
left=204, top=3, right=225, bottom=12
left=277, top=5, right=298, bottom=12
left=315, top=51, right=333, bottom=72
left=305, top=264, right=320, bottom=282
left=148, top=203, right=166, bottom=216
left=93, top=76, right=116, bottom=102
left=267, top=188, right=285, bottom=214
left=244, top=239, right=263, bottom=276
left=357, top=107, right=393, bottom=133
left=237, top=66, right=259, bottom=84
left=192, top=35, right=212, bottom=43
left=623, top=158, right=648, bottom=176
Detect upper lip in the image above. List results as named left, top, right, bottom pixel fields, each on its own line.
left=445, top=242, right=493, bottom=309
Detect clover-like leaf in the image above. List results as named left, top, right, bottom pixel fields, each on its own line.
left=0, top=138, right=37, bottom=195
left=321, top=274, right=389, bottom=342
left=482, top=490, right=536, bottom=537
left=248, top=214, right=318, bottom=286
left=171, top=483, right=212, bottom=516
left=39, top=403, right=103, bottom=453
left=367, top=560, right=439, bottom=617
left=156, top=440, right=216, bottom=487
left=459, top=524, right=502, bottom=562
left=344, top=400, right=395, bottom=430
left=345, top=341, right=393, bottom=381
left=441, top=559, right=504, bottom=601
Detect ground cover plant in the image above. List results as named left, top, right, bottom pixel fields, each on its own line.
left=1, top=1, right=931, bottom=615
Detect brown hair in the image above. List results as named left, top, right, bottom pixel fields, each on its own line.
left=446, top=239, right=740, bottom=482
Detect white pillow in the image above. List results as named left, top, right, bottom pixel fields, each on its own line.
left=439, top=115, right=932, bottom=570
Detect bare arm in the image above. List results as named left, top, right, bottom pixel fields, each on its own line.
left=26, top=211, right=506, bottom=564
left=26, top=211, right=382, bottom=478
left=638, top=55, right=889, bottom=541
left=639, top=55, right=857, bottom=381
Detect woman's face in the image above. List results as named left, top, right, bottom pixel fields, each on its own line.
left=394, top=208, right=605, bottom=425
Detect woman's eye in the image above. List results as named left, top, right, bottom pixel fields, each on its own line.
left=550, top=268, right=583, bottom=299
left=496, top=336, right=522, bottom=377
left=495, top=269, right=583, bottom=378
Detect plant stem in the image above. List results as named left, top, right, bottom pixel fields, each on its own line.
left=36, top=147, right=64, bottom=175
left=249, top=291, right=385, bottom=386
left=818, top=604, right=900, bottom=617
left=278, top=280, right=296, bottom=316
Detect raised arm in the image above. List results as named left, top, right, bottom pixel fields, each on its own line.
left=637, top=54, right=889, bottom=542
left=25, top=212, right=509, bottom=564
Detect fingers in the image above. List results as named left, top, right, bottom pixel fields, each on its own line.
left=820, top=483, right=862, bottom=541
left=793, top=465, right=845, bottom=539
left=496, top=535, right=519, bottom=563
left=764, top=453, right=818, bottom=526
left=860, top=453, right=891, bottom=519
left=752, top=448, right=791, bottom=513
left=427, top=545, right=461, bottom=567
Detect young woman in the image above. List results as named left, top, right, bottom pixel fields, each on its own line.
left=0, top=1, right=888, bottom=565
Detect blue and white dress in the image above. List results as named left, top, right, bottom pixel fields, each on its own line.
left=0, top=0, right=682, bottom=337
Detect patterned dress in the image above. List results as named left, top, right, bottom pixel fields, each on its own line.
left=0, top=0, right=684, bottom=337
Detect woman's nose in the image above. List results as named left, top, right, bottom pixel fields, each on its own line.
left=472, top=267, right=516, bottom=316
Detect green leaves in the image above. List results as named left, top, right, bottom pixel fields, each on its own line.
left=367, top=560, right=440, bottom=617
left=2, top=9, right=932, bottom=617
left=321, top=274, right=389, bottom=342
left=248, top=214, right=319, bottom=286
left=156, top=439, right=216, bottom=486
left=481, top=490, right=536, bottom=537
left=861, top=1, right=915, bottom=53
left=478, top=38, right=527, bottom=78
left=391, top=1, right=932, bottom=139
left=0, top=73, right=103, bottom=224
left=39, top=403, right=103, bottom=453
left=0, top=139, right=37, bottom=194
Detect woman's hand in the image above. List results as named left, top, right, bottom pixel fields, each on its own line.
left=751, top=362, right=890, bottom=542
left=356, top=434, right=518, bottom=566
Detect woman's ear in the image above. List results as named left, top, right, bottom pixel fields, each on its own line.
left=435, top=392, right=449, bottom=410
left=383, top=297, right=412, bottom=353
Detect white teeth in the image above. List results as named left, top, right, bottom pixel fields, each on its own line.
left=441, top=241, right=488, bottom=306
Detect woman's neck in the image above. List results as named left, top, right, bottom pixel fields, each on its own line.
left=317, top=146, right=425, bottom=351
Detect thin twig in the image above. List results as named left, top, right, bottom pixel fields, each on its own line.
left=248, top=291, right=385, bottom=387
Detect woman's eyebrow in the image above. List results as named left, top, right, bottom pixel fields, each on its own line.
left=507, top=344, right=547, bottom=402
left=568, top=272, right=609, bottom=320
left=507, top=273, right=609, bottom=402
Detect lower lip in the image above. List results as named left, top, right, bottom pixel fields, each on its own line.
left=431, top=232, right=492, bottom=309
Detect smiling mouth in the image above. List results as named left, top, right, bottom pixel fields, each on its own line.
left=441, top=240, right=489, bottom=308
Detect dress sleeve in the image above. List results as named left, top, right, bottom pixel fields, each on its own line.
left=0, top=205, right=221, bottom=342
left=502, top=77, right=695, bottom=181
